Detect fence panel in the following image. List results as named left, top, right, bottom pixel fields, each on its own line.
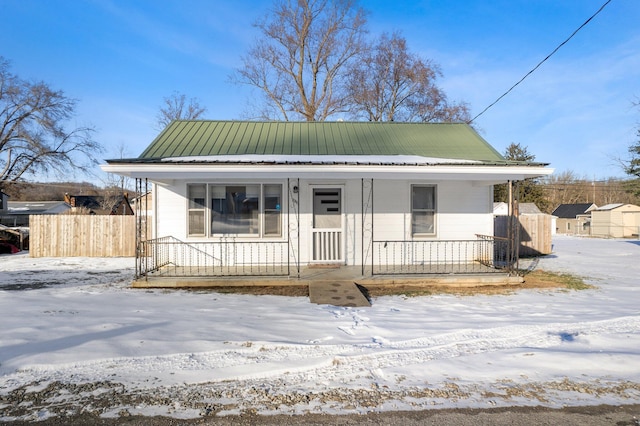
left=29, top=215, right=136, bottom=257
left=494, top=214, right=552, bottom=257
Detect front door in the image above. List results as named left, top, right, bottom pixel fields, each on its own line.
left=311, top=188, right=343, bottom=262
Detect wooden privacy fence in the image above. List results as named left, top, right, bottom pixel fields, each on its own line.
left=494, top=214, right=553, bottom=257
left=29, top=215, right=136, bottom=257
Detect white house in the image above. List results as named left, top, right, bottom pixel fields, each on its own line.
left=102, top=121, right=553, bottom=280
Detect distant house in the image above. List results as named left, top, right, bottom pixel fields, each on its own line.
left=64, top=193, right=133, bottom=216
left=0, top=201, right=71, bottom=227
left=552, top=203, right=597, bottom=236
left=591, top=204, right=640, bottom=238
left=102, top=121, right=553, bottom=282
left=0, top=190, right=8, bottom=214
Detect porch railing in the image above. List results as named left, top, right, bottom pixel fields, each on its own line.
left=136, top=235, right=513, bottom=279
left=137, top=236, right=290, bottom=278
left=372, top=235, right=513, bottom=275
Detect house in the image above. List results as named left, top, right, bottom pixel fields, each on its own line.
left=591, top=203, right=640, bottom=238
left=551, top=203, right=597, bottom=236
left=0, top=200, right=71, bottom=227
left=102, top=120, right=553, bottom=282
left=493, top=202, right=552, bottom=256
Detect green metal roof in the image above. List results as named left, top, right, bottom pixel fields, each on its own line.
left=136, top=121, right=506, bottom=162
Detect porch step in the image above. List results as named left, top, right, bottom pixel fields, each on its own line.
left=308, top=281, right=371, bottom=307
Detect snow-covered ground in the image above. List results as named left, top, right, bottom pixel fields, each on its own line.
left=0, top=235, right=639, bottom=421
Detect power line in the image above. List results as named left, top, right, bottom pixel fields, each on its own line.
left=468, top=0, right=613, bottom=124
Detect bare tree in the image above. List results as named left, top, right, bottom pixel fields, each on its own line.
left=347, top=32, right=470, bottom=123
left=233, top=0, right=368, bottom=121
left=0, top=57, right=102, bottom=183
left=156, top=91, right=207, bottom=129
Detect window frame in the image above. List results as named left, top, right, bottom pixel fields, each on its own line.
left=187, top=183, right=207, bottom=237
left=186, top=182, right=284, bottom=239
left=411, top=184, right=437, bottom=237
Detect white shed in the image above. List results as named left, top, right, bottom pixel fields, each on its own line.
left=591, top=203, right=640, bottom=238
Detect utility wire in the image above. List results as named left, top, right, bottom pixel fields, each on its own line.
left=468, top=0, right=613, bottom=124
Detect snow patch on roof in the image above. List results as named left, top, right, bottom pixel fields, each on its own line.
left=160, top=154, right=482, bottom=165
left=596, top=203, right=625, bottom=211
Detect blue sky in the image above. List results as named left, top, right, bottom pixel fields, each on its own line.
left=1, top=0, right=639, bottom=182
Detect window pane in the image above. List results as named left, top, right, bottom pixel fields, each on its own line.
left=412, top=211, right=434, bottom=234
left=211, top=185, right=259, bottom=235
left=188, top=184, right=206, bottom=209
left=412, top=186, right=434, bottom=210
left=313, top=189, right=341, bottom=229
left=264, top=185, right=282, bottom=236
left=264, top=184, right=282, bottom=210
left=412, top=185, right=436, bottom=235
left=264, top=211, right=281, bottom=236
left=188, top=211, right=205, bottom=235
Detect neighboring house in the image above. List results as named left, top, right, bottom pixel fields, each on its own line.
left=64, top=193, right=134, bottom=216
left=591, top=203, right=640, bottom=238
left=551, top=203, right=597, bottom=236
left=493, top=202, right=552, bottom=256
left=0, top=190, right=8, bottom=213
left=102, top=120, right=553, bottom=279
left=131, top=191, right=153, bottom=217
left=0, top=201, right=71, bottom=227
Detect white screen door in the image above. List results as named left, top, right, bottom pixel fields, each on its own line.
left=312, top=188, right=343, bottom=262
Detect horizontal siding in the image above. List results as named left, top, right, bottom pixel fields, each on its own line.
left=155, top=179, right=494, bottom=266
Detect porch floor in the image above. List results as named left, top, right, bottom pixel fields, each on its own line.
left=132, top=264, right=523, bottom=289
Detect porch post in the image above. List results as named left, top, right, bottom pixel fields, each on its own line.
left=135, top=178, right=142, bottom=279
left=361, top=178, right=374, bottom=276
left=507, top=180, right=520, bottom=274
left=288, top=178, right=300, bottom=278
left=134, top=178, right=150, bottom=280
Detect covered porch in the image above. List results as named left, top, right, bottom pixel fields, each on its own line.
left=129, top=170, right=528, bottom=290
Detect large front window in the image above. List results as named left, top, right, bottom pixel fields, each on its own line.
left=187, top=183, right=282, bottom=237
left=411, top=185, right=436, bottom=236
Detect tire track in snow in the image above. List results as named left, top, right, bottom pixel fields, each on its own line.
left=2, top=315, right=638, bottom=391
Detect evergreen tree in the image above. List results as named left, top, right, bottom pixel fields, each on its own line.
left=624, top=128, right=640, bottom=197
left=494, top=143, right=550, bottom=212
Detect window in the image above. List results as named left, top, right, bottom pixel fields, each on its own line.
left=411, top=185, right=436, bottom=236
left=263, top=184, right=282, bottom=236
left=211, top=184, right=260, bottom=235
left=187, top=184, right=206, bottom=236
left=187, top=183, right=283, bottom=237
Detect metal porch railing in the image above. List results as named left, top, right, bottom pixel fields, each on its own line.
left=372, top=235, right=513, bottom=275
left=137, top=236, right=290, bottom=278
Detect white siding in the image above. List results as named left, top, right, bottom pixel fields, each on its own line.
left=155, top=183, right=188, bottom=240
left=153, top=178, right=494, bottom=266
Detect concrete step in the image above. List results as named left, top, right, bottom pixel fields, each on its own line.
left=308, top=281, right=371, bottom=307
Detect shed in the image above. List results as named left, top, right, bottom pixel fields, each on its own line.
left=590, top=203, right=640, bottom=238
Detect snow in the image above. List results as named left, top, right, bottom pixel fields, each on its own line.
left=1, top=235, right=639, bottom=420
left=160, top=154, right=481, bottom=165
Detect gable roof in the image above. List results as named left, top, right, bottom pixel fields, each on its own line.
left=133, top=121, right=513, bottom=163
left=6, top=201, right=71, bottom=215
left=595, top=203, right=624, bottom=211
left=519, top=203, right=543, bottom=214
left=551, top=203, right=596, bottom=218
left=595, top=203, right=640, bottom=211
